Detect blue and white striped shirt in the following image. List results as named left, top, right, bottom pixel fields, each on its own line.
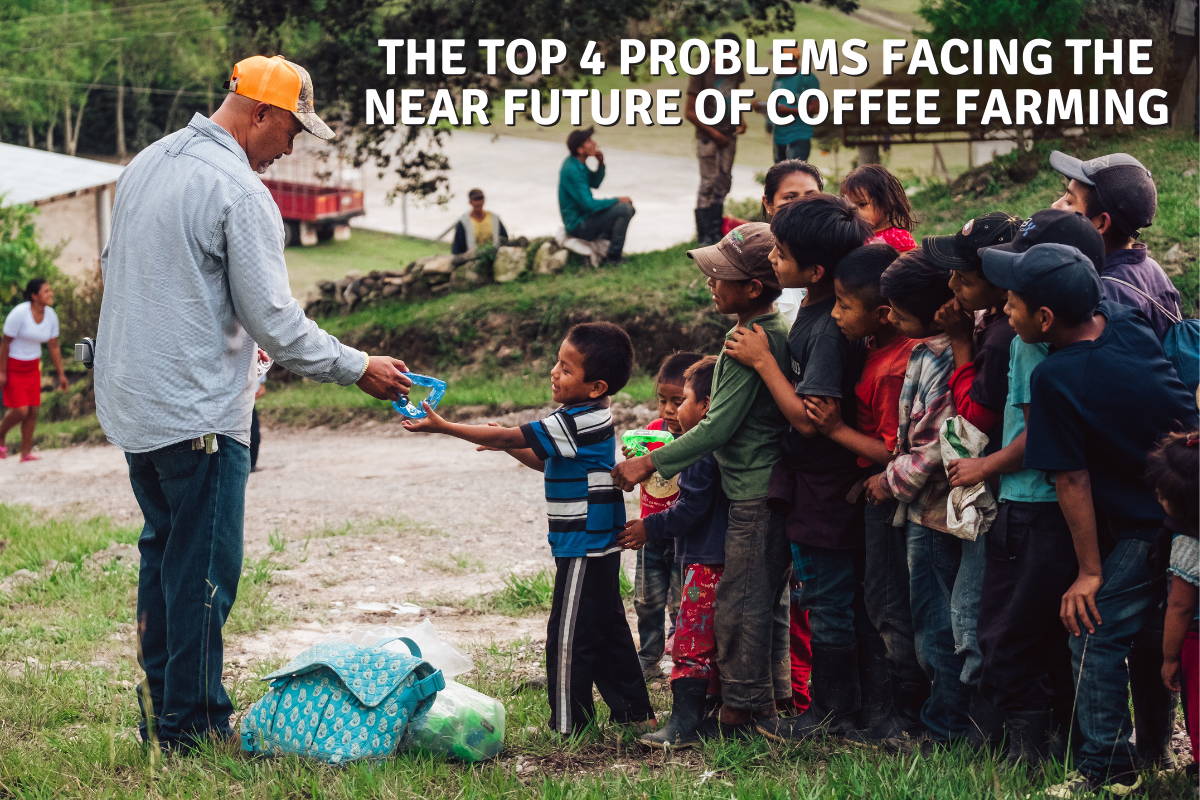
left=521, top=402, right=624, bottom=558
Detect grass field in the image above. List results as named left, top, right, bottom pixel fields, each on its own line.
left=284, top=230, right=449, bottom=297
left=1, top=503, right=1194, bottom=799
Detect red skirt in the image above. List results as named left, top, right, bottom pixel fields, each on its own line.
left=3, top=357, right=41, bottom=408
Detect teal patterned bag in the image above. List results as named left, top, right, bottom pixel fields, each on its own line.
left=240, top=636, right=445, bottom=763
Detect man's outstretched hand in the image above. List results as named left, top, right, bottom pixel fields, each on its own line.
left=356, top=356, right=411, bottom=400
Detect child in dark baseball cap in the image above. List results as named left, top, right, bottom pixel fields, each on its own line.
left=981, top=241, right=1197, bottom=797
left=1049, top=150, right=1182, bottom=341
left=924, top=212, right=1023, bottom=449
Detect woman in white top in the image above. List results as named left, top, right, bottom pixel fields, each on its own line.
left=1, top=278, right=68, bottom=461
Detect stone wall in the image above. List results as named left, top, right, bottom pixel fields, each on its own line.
left=303, top=236, right=573, bottom=316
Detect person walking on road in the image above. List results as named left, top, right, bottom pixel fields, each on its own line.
left=94, top=54, right=412, bottom=753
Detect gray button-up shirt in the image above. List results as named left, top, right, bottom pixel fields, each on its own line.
left=95, top=113, right=366, bottom=453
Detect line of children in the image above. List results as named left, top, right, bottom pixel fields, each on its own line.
left=401, top=155, right=1197, bottom=800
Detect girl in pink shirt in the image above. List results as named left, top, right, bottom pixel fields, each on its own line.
left=841, top=164, right=917, bottom=253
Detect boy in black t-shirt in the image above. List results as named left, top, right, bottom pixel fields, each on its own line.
left=981, top=242, right=1196, bottom=797
left=724, top=195, right=876, bottom=740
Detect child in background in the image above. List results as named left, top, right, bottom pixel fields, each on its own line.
left=613, top=223, right=793, bottom=737
left=803, top=243, right=929, bottom=741
left=980, top=243, right=1196, bottom=797
left=723, top=195, right=876, bottom=742
left=841, top=164, right=917, bottom=254
left=1148, top=431, right=1200, bottom=775
left=925, top=212, right=1024, bottom=445
left=633, top=352, right=703, bottom=681
left=866, top=249, right=966, bottom=745
left=403, top=322, right=654, bottom=736
left=620, top=356, right=727, bottom=749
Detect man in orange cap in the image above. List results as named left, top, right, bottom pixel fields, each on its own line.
left=95, top=55, right=413, bottom=753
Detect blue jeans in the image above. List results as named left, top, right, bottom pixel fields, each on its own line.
left=634, top=539, right=680, bottom=672
left=1070, top=536, right=1160, bottom=781
left=714, top=500, right=791, bottom=712
left=773, top=139, right=812, bottom=163
left=951, top=532, right=986, bottom=687
left=791, top=542, right=857, bottom=650
left=568, top=201, right=635, bottom=260
left=906, top=521, right=970, bottom=740
left=863, top=502, right=926, bottom=694
left=127, top=435, right=250, bottom=748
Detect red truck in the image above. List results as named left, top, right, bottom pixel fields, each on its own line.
left=262, top=151, right=365, bottom=246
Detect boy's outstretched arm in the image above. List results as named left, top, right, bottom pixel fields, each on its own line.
left=473, top=422, right=545, bottom=471
left=1054, top=468, right=1104, bottom=638
left=402, top=402, right=531, bottom=451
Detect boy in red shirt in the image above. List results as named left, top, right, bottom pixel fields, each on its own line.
left=803, top=243, right=927, bottom=740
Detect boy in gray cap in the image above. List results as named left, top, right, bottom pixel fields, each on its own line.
left=1049, top=150, right=1183, bottom=340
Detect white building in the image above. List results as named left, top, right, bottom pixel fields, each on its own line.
left=0, top=143, right=125, bottom=279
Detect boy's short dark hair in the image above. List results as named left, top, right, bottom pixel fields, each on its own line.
left=467, top=188, right=484, bottom=200
left=880, top=248, right=954, bottom=327
left=834, top=244, right=899, bottom=308
left=683, top=355, right=719, bottom=403
left=567, top=322, right=633, bottom=395
left=770, top=195, right=873, bottom=281
left=656, top=352, right=703, bottom=387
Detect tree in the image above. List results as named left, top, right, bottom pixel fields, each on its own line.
left=0, top=202, right=62, bottom=307
left=222, top=0, right=858, bottom=198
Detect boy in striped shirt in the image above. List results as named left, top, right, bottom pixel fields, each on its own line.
left=402, top=322, right=654, bottom=735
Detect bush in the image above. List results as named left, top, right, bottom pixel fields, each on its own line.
left=0, top=202, right=62, bottom=307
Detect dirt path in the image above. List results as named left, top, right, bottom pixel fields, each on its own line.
left=0, top=424, right=644, bottom=666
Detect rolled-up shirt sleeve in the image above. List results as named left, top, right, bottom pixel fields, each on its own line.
left=223, top=191, right=366, bottom=385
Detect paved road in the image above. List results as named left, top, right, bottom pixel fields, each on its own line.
left=353, top=131, right=763, bottom=254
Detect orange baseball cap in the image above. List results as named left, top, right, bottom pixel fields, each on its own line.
left=225, top=55, right=334, bottom=141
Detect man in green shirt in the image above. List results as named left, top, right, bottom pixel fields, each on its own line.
left=558, top=127, right=635, bottom=263
left=614, top=223, right=793, bottom=734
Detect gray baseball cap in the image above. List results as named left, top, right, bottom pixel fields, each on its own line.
left=1048, top=150, right=1157, bottom=232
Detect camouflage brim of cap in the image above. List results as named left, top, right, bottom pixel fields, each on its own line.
left=287, top=59, right=334, bottom=141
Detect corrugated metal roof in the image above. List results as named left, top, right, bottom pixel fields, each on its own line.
left=0, top=142, right=124, bottom=206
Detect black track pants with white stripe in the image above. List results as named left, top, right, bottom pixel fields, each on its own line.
left=546, top=552, right=654, bottom=734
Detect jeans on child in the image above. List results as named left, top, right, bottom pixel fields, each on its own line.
left=634, top=538, right=680, bottom=673
left=791, top=542, right=857, bottom=649
left=126, top=435, right=250, bottom=749
left=715, top=499, right=791, bottom=712
left=863, top=501, right=926, bottom=700
left=950, top=532, right=986, bottom=687
left=906, top=521, right=970, bottom=741
left=1070, top=535, right=1160, bottom=781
